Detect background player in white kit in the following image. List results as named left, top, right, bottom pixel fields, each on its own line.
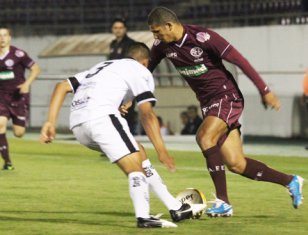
left=40, top=43, right=205, bottom=228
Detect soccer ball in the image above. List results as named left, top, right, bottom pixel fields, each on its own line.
left=176, top=188, right=207, bottom=219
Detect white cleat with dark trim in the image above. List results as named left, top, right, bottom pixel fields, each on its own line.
left=137, top=216, right=177, bottom=228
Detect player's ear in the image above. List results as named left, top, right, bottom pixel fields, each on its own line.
left=166, top=22, right=173, bottom=31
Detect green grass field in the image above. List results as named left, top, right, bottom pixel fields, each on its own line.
left=0, top=138, right=307, bottom=235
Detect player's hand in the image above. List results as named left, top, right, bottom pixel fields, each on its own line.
left=158, top=152, right=176, bottom=172
left=119, top=104, right=129, bottom=116
left=262, top=92, right=281, bottom=111
left=17, top=82, right=30, bottom=94
left=40, top=121, right=56, bottom=144
left=119, top=101, right=133, bottom=116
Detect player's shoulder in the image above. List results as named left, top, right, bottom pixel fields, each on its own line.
left=185, top=24, right=215, bottom=43
left=120, top=58, right=153, bottom=78
left=10, top=46, right=27, bottom=58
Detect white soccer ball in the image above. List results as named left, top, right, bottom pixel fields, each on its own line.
left=176, top=188, right=207, bottom=219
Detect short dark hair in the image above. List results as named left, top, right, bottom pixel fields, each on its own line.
left=111, top=18, right=127, bottom=28
left=126, top=42, right=150, bottom=60
left=148, top=6, right=179, bottom=25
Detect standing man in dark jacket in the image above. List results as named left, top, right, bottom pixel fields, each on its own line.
left=109, top=18, right=136, bottom=60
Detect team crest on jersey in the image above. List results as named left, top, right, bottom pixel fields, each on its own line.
left=153, top=39, right=161, bottom=46
left=15, top=50, right=25, bottom=57
left=196, top=32, right=210, bottom=43
left=190, top=47, right=203, bottom=58
left=5, top=59, right=14, bottom=67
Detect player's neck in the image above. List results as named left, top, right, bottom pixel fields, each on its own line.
left=0, top=46, right=10, bottom=56
left=173, top=24, right=185, bottom=42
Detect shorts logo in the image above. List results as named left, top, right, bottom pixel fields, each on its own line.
left=15, top=50, right=25, bottom=57
left=202, top=102, right=220, bottom=115
left=196, top=32, right=210, bottom=43
left=5, top=59, right=14, bottom=67
left=190, top=47, right=203, bottom=58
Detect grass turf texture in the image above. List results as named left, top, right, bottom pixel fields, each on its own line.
left=0, top=138, right=307, bottom=235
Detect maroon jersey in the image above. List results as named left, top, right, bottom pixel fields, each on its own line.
left=149, top=24, right=269, bottom=106
left=0, top=46, right=35, bottom=92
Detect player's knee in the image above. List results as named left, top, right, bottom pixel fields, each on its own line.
left=196, top=130, right=218, bottom=150
left=13, top=130, right=25, bottom=138
left=227, top=161, right=245, bottom=174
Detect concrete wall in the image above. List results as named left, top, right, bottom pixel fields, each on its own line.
left=11, top=25, right=308, bottom=137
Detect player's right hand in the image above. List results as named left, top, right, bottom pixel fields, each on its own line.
left=40, top=121, right=56, bottom=144
left=158, top=152, right=176, bottom=172
left=262, top=92, right=281, bottom=111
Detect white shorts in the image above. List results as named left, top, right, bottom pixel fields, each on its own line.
left=72, top=114, right=139, bottom=163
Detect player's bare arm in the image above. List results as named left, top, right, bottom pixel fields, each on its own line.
left=40, top=80, right=72, bottom=143
left=17, top=63, right=41, bottom=94
left=138, top=101, right=175, bottom=172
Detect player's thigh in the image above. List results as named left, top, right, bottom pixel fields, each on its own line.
left=116, top=151, right=144, bottom=175
left=220, top=128, right=246, bottom=173
left=12, top=125, right=26, bottom=138
left=196, top=116, right=228, bottom=150
left=0, top=116, right=8, bottom=133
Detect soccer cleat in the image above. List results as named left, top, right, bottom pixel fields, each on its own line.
left=169, top=203, right=206, bottom=222
left=206, top=198, right=233, bottom=217
left=137, top=216, right=177, bottom=228
left=2, top=163, right=14, bottom=170
left=287, top=175, right=304, bottom=209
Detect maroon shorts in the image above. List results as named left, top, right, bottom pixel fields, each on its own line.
left=201, top=93, right=243, bottom=147
left=0, top=91, right=30, bottom=127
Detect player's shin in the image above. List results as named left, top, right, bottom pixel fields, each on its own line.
left=0, top=133, right=11, bottom=164
left=142, top=159, right=182, bottom=210
left=128, top=172, right=150, bottom=218
left=203, top=146, right=229, bottom=204
left=242, top=157, right=293, bottom=186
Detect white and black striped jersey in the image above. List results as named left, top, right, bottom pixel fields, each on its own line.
left=67, top=58, right=156, bottom=129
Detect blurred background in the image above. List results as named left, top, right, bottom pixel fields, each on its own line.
left=1, top=0, right=308, bottom=138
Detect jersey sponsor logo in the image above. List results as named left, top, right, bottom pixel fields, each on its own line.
left=196, top=32, right=210, bottom=43
left=166, top=52, right=177, bottom=58
left=15, top=50, right=25, bottom=57
left=153, top=39, right=161, bottom=46
left=71, top=96, right=90, bottom=110
left=0, top=71, right=15, bottom=80
left=176, top=64, right=208, bottom=77
left=202, top=102, right=220, bottom=115
left=5, top=59, right=14, bottom=67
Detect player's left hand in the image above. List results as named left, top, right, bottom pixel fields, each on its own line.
left=262, top=92, right=281, bottom=111
left=17, top=82, right=30, bottom=94
left=158, top=152, right=176, bottom=172
left=40, top=121, right=56, bottom=144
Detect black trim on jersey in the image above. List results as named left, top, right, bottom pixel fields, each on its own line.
left=109, top=114, right=137, bottom=153
left=136, top=91, right=156, bottom=106
left=68, top=77, right=80, bottom=93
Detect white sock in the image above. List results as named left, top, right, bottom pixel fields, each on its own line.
left=128, top=172, right=150, bottom=218
left=142, top=159, right=182, bottom=211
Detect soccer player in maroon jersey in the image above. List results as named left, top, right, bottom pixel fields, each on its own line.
left=0, top=27, right=40, bottom=170
left=147, top=7, right=304, bottom=216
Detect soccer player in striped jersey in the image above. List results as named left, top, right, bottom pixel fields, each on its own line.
left=40, top=43, right=205, bottom=228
